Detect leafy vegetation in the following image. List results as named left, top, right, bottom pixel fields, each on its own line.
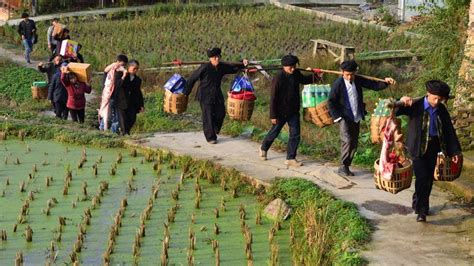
left=0, top=59, right=44, bottom=104
left=411, top=0, right=470, bottom=89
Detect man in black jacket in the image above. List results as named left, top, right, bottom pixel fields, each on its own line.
left=184, top=48, right=248, bottom=144
left=48, top=67, right=69, bottom=120
left=121, top=60, right=144, bottom=135
left=259, top=55, right=315, bottom=167
left=397, top=80, right=462, bottom=222
left=328, top=60, right=395, bottom=176
left=38, top=55, right=63, bottom=84
left=18, top=13, right=37, bottom=64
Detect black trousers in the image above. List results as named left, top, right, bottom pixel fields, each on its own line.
left=49, top=44, right=57, bottom=61
left=339, top=119, right=360, bottom=167
left=261, top=113, right=300, bottom=160
left=54, top=101, right=68, bottom=120
left=200, top=101, right=226, bottom=142
left=123, top=108, right=138, bottom=135
left=412, top=137, right=440, bottom=215
left=70, top=109, right=85, bottom=123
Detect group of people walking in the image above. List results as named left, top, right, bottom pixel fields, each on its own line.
left=19, top=9, right=462, bottom=222
left=26, top=16, right=144, bottom=134
left=186, top=48, right=462, bottom=222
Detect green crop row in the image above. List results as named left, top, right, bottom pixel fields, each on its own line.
left=1, top=4, right=414, bottom=71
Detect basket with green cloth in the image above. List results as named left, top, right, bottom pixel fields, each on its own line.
left=31, top=81, right=48, bottom=100
left=302, top=84, right=333, bottom=128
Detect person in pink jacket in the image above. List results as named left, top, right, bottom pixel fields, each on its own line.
left=60, top=65, right=92, bottom=123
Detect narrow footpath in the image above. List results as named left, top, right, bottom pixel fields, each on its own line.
left=128, top=132, right=474, bottom=265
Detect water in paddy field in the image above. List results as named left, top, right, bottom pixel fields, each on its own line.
left=0, top=140, right=290, bottom=265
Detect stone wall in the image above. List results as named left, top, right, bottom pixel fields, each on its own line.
left=453, top=0, right=474, bottom=150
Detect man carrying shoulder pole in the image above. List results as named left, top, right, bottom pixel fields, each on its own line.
left=184, top=48, right=248, bottom=144
left=396, top=80, right=462, bottom=222
left=259, top=55, right=318, bottom=167
left=328, top=60, right=396, bottom=176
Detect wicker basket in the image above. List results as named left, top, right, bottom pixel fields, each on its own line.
left=370, top=115, right=389, bottom=144
left=374, top=159, right=413, bottom=194
left=434, top=155, right=463, bottom=181
left=31, top=86, right=48, bottom=100
left=306, top=101, right=334, bottom=128
left=227, top=94, right=255, bottom=121
left=163, top=90, right=187, bottom=114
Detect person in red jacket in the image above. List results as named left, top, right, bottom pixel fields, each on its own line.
left=60, top=65, right=92, bottom=123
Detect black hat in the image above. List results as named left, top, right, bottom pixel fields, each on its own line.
left=425, top=80, right=454, bottom=99
left=281, top=55, right=299, bottom=66
left=340, top=60, right=358, bottom=72
left=207, top=47, right=221, bottom=58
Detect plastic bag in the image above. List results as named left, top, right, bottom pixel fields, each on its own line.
left=231, top=74, right=254, bottom=93
left=164, top=73, right=186, bottom=94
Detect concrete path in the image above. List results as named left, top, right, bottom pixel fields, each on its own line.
left=128, top=131, right=474, bottom=265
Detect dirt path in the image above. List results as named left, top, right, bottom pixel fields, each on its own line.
left=127, top=132, right=474, bottom=265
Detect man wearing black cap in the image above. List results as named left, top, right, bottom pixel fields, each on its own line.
left=328, top=60, right=395, bottom=176
left=184, top=48, right=248, bottom=144
left=18, top=13, right=37, bottom=64
left=397, top=80, right=462, bottom=222
left=259, top=54, right=317, bottom=167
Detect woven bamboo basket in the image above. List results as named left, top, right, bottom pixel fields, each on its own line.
left=31, top=86, right=48, bottom=100
left=434, top=156, right=463, bottom=181
left=163, top=90, right=187, bottom=114
left=370, top=115, right=389, bottom=144
left=306, top=101, right=334, bottom=128
left=374, top=159, right=413, bottom=194
left=226, top=93, right=255, bottom=121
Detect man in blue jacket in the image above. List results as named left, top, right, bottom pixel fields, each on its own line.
left=328, top=60, right=395, bottom=176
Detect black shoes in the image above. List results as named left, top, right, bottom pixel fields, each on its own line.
left=337, top=166, right=354, bottom=176
left=416, top=214, right=427, bottom=222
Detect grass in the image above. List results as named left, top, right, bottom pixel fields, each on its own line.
left=266, top=178, right=370, bottom=265
left=0, top=58, right=45, bottom=104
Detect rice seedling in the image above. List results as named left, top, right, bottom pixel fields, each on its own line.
left=4, top=156, right=8, bottom=165
left=18, top=130, right=25, bottom=141
left=270, top=243, right=279, bottom=266
left=214, top=223, right=220, bottom=235
left=12, top=223, right=17, bottom=233
left=215, top=246, right=220, bottom=266
left=19, top=181, right=25, bottom=192
left=131, top=167, right=137, bottom=176
left=15, top=250, right=23, bottom=266
left=0, top=131, right=6, bottom=140
left=1, top=230, right=7, bottom=241
left=116, top=152, right=123, bottom=164
left=24, top=226, right=33, bottom=242
left=15, top=157, right=20, bottom=165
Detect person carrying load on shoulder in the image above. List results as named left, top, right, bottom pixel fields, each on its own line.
left=328, top=60, right=396, bottom=177
left=396, top=80, right=462, bottom=222
left=47, top=18, right=60, bottom=61
left=60, top=64, right=92, bottom=123
left=259, top=54, right=320, bottom=167
left=183, top=47, right=248, bottom=144
left=99, top=54, right=128, bottom=131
